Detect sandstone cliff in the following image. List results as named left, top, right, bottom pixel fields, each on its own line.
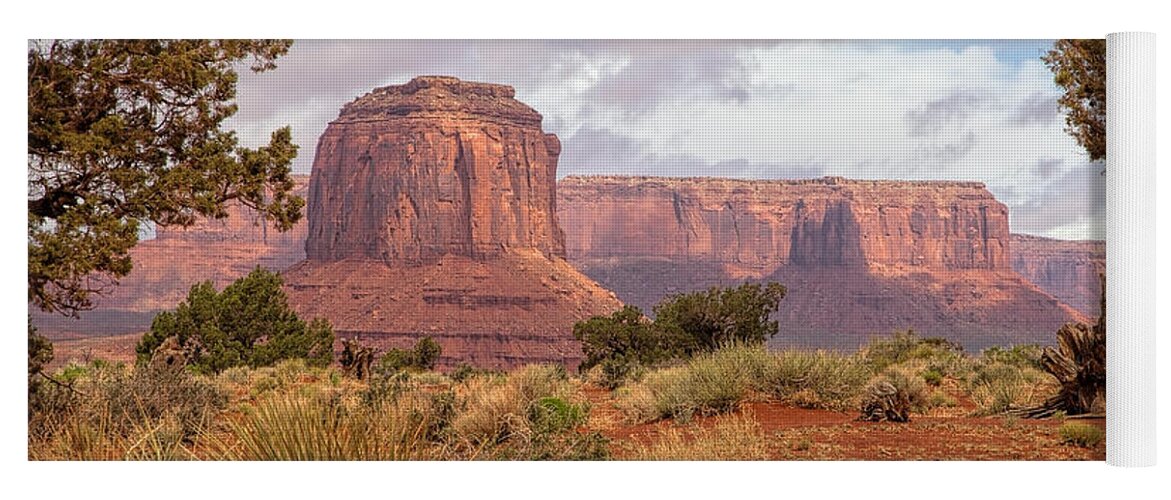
left=284, top=76, right=621, bottom=369
left=558, top=176, right=1087, bottom=351
left=30, top=176, right=310, bottom=336
left=305, top=76, right=565, bottom=263
left=1010, top=234, right=1105, bottom=318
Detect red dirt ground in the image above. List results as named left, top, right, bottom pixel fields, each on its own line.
left=581, top=385, right=1106, bottom=461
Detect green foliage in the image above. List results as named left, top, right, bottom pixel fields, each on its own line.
left=136, top=268, right=334, bottom=374
left=29, top=361, right=227, bottom=450
left=574, top=305, right=688, bottom=371
left=594, top=356, right=647, bottom=390
left=863, top=330, right=964, bottom=372
left=1059, top=422, right=1105, bottom=448
left=981, top=344, right=1045, bottom=370
left=1044, top=40, right=1107, bottom=163
left=653, top=282, right=787, bottom=353
left=967, top=361, right=1053, bottom=415
left=28, top=40, right=302, bottom=316
left=530, top=397, right=587, bottom=434
left=28, top=321, right=53, bottom=378
left=376, top=337, right=444, bottom=374
left=215, top=392, right=433, bottom=460
left=922, top=369, right=944, bottom=387
left=769, top=350, right=872, bottom=411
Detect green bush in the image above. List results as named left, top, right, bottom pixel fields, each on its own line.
left=968, top=361, right=1053, bottom=415
left=530, top=396, right=587, bottom=434
left=653, top=282, right=787, bottom=353
left=863, top=330, right=964, bottom=372
left=574, top=305, right=688, bottom=371
left=376, top=337, right=444, bottom=374
left=981, top=344, right=1045, bottom=370
left=136, top=268, right=334, bottom=374
left=215, top=392, right=433, bottom=460
left=770, top=350, right=872, bottom=411
left=98, top=364, right=228, bottom=439
left=1059, top=422, right=1105, bottom=448
left=922, top=368, right=944, bottom=386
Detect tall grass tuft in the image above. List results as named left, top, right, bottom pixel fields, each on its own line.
left=967, top=361, right=1054, bottom=415
left=770, top=350, right=871, bottom=411
left=1058, top=422, right=1105, bottom=448
left=213, top=393, right=433, bottom=460
left=627, top=412, right=770, bottom=460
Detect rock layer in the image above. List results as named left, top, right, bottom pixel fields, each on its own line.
left=29, top=176, right=310, bottom=336
left=559, top=176, right=1010, bottom=272
left=1010, top=234, right=1105, bottom=318
left=285, top=76, right=621, bottom=369
left=305, top=76, right=565, bottom=263
left=558, top=176, right=1087, bottom=351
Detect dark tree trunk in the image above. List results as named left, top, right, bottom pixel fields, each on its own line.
left=1011, top=276, right=1106, bottom=418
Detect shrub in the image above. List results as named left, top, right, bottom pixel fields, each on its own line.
left=589, top=356, right=647, bottom=390
left=653, top=282, right=787, bottom=353
left=981, top=344, right=1045, bottom=370
left=574, top=305, right=688, bottom=370
left=1059, top=422, right=1105, bottom=448
left=376, top=337, right=444, bottom=374
left=627, top=412, right=769, bottom=460
left=927, top=389, right=959, bottom=409
left=863, top=330, right=964, bottom=372
left=967, top=361, right=1054, bottom=415
left=214, top=392, right=433, bottom=460
left=451, top=365, right=570, bottom=445
left=615, top=347, right=757, bottom=422
left=529, top=396, right=587, bottom=434
left=770, top=350, right=872, bottom=411
left=97, top=364, right=228, bottom=439
left=922, top=368, right=944, bottom=387
left=136, top=268, right=334, bottom=374
left=859, top=365, right=928, bottom=422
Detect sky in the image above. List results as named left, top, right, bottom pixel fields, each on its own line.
left=225, top=40, right=1104, bottom=241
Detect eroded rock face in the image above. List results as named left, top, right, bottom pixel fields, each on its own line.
left=558, top=176, right=1086, bottom=351
left=29, top=176, right=310, bottom=336
left=285, top=76, right=621, bottom=369
left=1010, top=234, right=1105, bottom=318
left=559, top=176, right=1010, bottom=271
left=305, top=76, right=565, bottom=263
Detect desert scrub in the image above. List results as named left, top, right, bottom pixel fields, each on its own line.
left=28, top=362, right=225, bottom=460
left=967, top=361, right=1055, bottom=415
left=863, top=330, right=965, bottom=373
left=1059, top=422, right=1105, bottom=448
left=212, top=391, right=434, bottom=460
left=451, top=365, right=572, bottom=445
left=769, top=350, right=871, bottom=411
left=981, top=344, right=1045, bottom=370
left=613, top=345, right=771, bottom=422
left=859, top=365, right=929, bottom=422
left=87, top=363, right=226, bottom=439
left=584, top=356, right=648, bottom=390
left=447, top=365, right=604, bottom=459
left=626, top=412, right=769, bottom=460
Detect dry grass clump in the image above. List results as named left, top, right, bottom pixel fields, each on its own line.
left=770, top=350, right=871, bottom=411
left=967, top=361, right=1055, bottom=415
left=615, top=345, right=871, bottom=422
left=626, top=412, right=769, bottom=460
left=28, top=361, right=226, bottom=460
left=210, top=392, right=434, bottom=460
left=1058, top=422, right=1105, bottom=448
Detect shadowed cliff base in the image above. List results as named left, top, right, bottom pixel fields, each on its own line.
left=570, top=258, right=1086, bottom=352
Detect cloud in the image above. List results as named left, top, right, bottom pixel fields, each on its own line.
left=225, top=40, right=1101, bottom=240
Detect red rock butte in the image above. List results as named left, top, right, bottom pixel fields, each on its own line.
left=282, top=76, right=622, bottom=369
left=558, top=176, right=1090, bottom=351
